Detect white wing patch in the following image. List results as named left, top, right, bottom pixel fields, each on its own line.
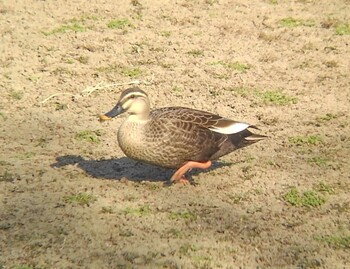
left=209, top=122, right=250, bottom=134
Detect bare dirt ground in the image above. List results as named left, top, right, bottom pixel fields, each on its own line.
left=1, top=0, right=350, bottom=268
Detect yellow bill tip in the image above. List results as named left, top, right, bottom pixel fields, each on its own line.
left=99, top=114, right=111, bottom=121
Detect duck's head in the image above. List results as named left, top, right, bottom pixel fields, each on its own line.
left=99, top=87, right=150, bottom=121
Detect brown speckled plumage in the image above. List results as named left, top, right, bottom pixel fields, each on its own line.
left=101, top=87, right=266, bottom=182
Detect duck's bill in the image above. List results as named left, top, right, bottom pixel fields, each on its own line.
left=99, top=114, right=112, bottom=121
left=99, top=104, right=124, bottom=121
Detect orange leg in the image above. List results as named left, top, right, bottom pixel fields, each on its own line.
left=170, top=160, right=212, bottom=184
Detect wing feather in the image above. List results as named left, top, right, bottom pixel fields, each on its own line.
left=150, top=107, right=251, bottom=134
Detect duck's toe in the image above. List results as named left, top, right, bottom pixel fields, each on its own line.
left=171, top=175, right=191, bottom=185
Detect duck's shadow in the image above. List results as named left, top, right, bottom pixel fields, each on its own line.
left=51, top=155, right=231, bottom=183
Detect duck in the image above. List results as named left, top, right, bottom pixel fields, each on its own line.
left=99, top=87, right=266, bottom=184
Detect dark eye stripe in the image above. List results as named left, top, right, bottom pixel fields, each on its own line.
left=120, top=87, right=148, bottom=100
left=119, top=93, right=142, bottom=106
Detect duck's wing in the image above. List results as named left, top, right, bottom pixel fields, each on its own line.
left=148, top=107, right=228, bottom=162
left=151, top=107, right=256, bottom=135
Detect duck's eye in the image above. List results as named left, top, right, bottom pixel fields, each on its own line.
left=130, top=94, right=136, bottom=99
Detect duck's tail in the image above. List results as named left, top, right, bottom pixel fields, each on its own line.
left=229, top=128, right=267, bottom=149
left=244, top=133, right=268, bottom=141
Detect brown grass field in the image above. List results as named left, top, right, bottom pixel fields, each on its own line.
left=1, top=0, right=350, bottom=268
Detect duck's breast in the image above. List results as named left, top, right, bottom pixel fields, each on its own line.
left=117, top=120, right=145, bottom=161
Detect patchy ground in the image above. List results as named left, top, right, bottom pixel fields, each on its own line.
left=1, top=0, right=350, bottom=268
